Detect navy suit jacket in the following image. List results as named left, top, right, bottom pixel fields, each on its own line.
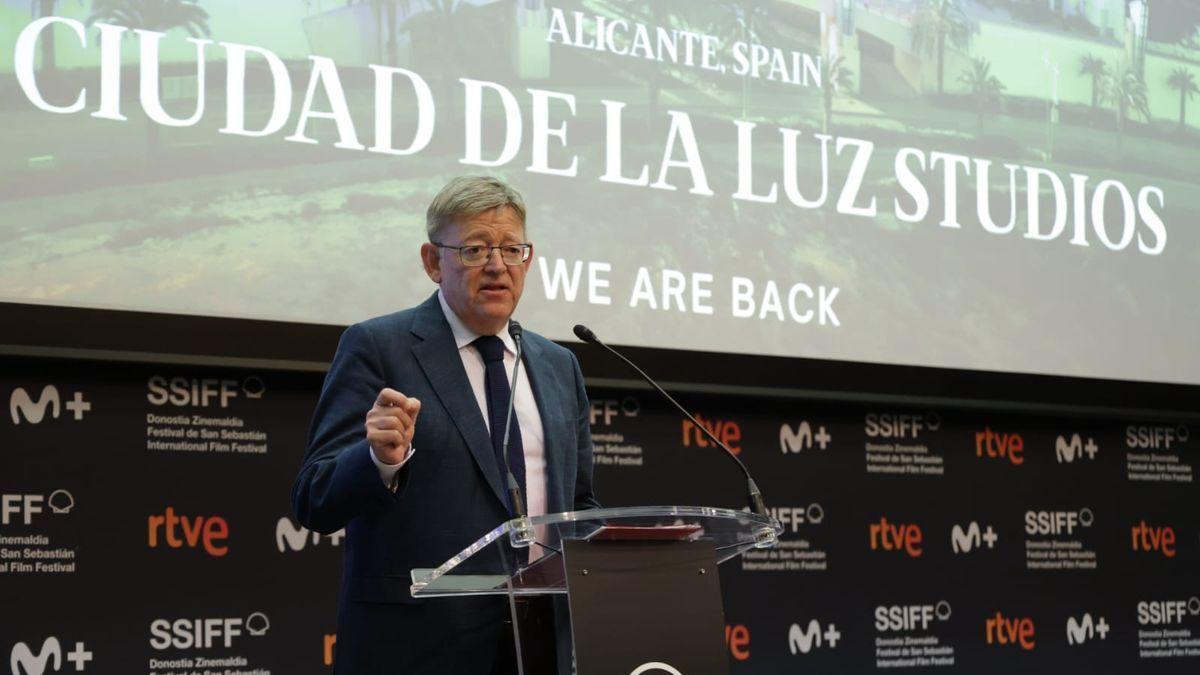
left=293, top=292, right=599, bottom=674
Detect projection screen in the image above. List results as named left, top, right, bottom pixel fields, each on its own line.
left=1, top=0, right=1196, bottom=384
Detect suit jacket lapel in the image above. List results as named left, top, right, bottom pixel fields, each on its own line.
left=409, top=294, right=508, bottom=511
left=522, top=336, right=565, bottom=514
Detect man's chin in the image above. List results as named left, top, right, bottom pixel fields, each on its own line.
left=470, top=300, right=516, bottom=325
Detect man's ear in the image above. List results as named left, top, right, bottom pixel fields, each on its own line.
left=420, top=243, right=441, bottom=283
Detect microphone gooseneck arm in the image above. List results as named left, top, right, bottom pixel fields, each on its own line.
left=572, top=324, right=769, bottom=517
left=501, top=321, right=527, bottom=519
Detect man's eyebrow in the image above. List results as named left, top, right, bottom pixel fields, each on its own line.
left=459, top=230, right=524, bottom=243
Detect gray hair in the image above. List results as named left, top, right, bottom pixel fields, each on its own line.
left=425, top=175, right=527, bottom=241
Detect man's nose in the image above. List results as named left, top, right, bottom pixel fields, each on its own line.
left=483, top=248, right=507, bottom=272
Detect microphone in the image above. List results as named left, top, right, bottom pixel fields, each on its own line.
left=500, top=320, right=527, bottom=518
left=573, top=324, right=769, bottom=517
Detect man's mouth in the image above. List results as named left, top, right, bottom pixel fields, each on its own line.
left=479, top=283, right=509, bottom=293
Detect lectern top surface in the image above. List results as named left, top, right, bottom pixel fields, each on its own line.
left=409, top=505, right=782, bottom=598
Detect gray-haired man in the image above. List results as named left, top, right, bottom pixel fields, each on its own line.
left=294, top=176, right=599, bottom=674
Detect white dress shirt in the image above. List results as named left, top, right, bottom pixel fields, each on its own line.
left=370, top=290, right=547, bottom=520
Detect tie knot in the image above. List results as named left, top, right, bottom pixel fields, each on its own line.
left=472, top=335, right=507, bottom=363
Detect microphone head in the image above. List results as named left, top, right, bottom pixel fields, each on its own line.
left=573, top=324, right=598, bottom=344
left=508, top=320, right=523, bottom=342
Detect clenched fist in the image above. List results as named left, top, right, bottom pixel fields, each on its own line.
left=365, top=388, right=421, bottom=464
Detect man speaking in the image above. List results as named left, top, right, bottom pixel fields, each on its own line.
left=293, top=176, right=599, bottom=674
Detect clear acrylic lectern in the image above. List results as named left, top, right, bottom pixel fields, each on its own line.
left=410, top=506, right=782, bottom=675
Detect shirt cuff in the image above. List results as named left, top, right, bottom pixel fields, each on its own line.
left=369, top=444, right=414, bottom=488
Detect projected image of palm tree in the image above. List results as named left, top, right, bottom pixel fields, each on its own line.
left=351, top=0, right=410, bottom=66
left=958, top=57, right=1004, bottom=133
left=86, top=0, right=207, bottom=37
left=1103, top=63, right=1149, bottom=152
left=911, top=0, right=969, bottom=96
left=403, top=0, right=501, bottom=122
left=705, top=0, right=789, bottom=118
left=1078, top=54, right=1107, bottom=112
left=1167, top=66, right=1199, bottom=133
left=85, top=0, right=210, bottom=164
left=821, top=51, right=853, bottom=134
left=30, top=0, right=82, bottom=79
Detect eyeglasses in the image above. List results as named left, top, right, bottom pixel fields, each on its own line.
left=434, top=242, right=532, bottom=267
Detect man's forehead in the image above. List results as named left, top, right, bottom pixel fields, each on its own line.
left=451, top=208, right=525, bottom=240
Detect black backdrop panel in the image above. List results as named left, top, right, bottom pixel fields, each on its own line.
left=1, top=356, right=1196, bottom=674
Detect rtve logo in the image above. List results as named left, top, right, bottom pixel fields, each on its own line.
left=1055, top=434, right=1099, bottom=463
left=589, top=397, right=638, bottom=426
left=766, top=504, right=824, bottom=534
left=9, top=638, right=93, bottom=674
left=1131, top=521, right=1176, bottom=558
left=323, top=634, right=337, bottom=666
left=146, top=376, right=266, bottom=409
left=148, top=507, right=229, bottom=557
left=779, top=421, right=831, bottom=453
left=9, top=386, right=91, bottom=425
left=724, top=624, right=750, bottom=661
left=1066, top=613, right=1110, bottom=645
left=2, top=490, right=75, bottom=526
left=787, top=620, right=841, bottom=655
left=682, top=413, right=741, bottom=455
left=1137, top=598, right=1200, bottom=626
left=149, top=613, right=270, bottom=650
left=875, top=602, right=952, bottom=632
left=864, top=412, right=940, bottom=439
left=276, top=517, right=344, bottom=553
left=985, top=612, right=1036, bottom=650
left=1024, top=508, right=1093, bottom=536
left=1125, top=425, right=1189, bottom=450
left=869, top=517, right=923, bottom=557
left=974, top=427, right=1024, bottom=466
left=950, top=522, right=998, bottom=554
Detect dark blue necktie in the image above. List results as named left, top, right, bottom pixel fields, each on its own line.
left=472, top=335, right=525, bottom=514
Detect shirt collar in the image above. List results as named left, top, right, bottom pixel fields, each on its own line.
left=437, top=288, right=517, bottom=355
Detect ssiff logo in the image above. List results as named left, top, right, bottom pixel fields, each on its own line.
left=9, top=638, right=93, bottom=674
left=875, top=602, right=952, bottom=632
left=951, top=522, right=998, bottom=554
left=766, top=504, right=824, bottom=534
left=1125, top=425, right=1189, bottom=450
left=589, top=397, right=638, bottom=426
left=1024, top=509, right=1093, bottom=536
left=9, top=386, right=91, bottom=424
left=276, top=517, right=344, bottom=553
left=146, top=376, right=265, bottom=409
left=1055, top=434, right=1098, bottom=463
left=1137, top=598, right=1200, bottom=625
left=149, top=613, right=270, bottom=649
left=2, top=490, right=75, bottom=526
left=779, top=422, right=831, bottom=453
left=788, top=620, right=840, bottom=654
left=1066, top=614, right=1110, bottom=645
left=865, top=412, right=940, bottom=439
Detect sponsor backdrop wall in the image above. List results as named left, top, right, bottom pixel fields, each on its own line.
left=2, top=355, right=1196, bottom=674
left=3, top=0, right=1200, bottom=384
